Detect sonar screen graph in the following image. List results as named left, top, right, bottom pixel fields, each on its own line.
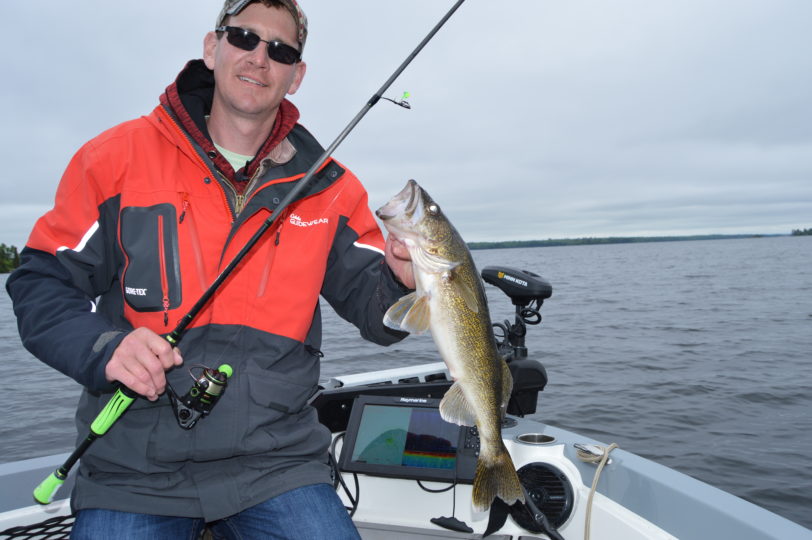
left=353, top=405, right=460, bottom=470
left=402, top=408, right=458, bottom=469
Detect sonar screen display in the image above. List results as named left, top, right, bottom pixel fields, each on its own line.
left=351, top=404, right=459, bottom=470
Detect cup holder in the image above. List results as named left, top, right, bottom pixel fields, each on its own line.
left=516, top=433, right=556, bottom=445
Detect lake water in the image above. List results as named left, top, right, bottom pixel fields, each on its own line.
left=2, top=236, right=811, bottom=529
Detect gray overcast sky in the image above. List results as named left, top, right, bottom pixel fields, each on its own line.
left=2, top=0, right=811, bottom=248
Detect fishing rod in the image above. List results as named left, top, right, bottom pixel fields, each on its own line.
left=33, top=0, right=466, bottom=505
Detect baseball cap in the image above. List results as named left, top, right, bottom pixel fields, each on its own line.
left=216, top=0, right=308, bottom=51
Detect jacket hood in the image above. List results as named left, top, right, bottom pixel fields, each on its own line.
left=159, top=59, right=301, bottom=187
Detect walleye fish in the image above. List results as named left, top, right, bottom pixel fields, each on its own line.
left=376, top=179, right=525, bottom=512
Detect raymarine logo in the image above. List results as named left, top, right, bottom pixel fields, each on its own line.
left=125, top=287, right=148, bottom=296
left=289, top=213, right=329, bottom=228
left=399, top=397, right=428, bottom=404
left=498, top=272, right=528, bottom=288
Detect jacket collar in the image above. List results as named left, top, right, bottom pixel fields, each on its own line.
left=159, top=59, right=300, bottom=186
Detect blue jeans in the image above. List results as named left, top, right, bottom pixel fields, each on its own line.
left=71, top=483, right=360, bottom=540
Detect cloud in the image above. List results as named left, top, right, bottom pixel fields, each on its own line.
left=1, top=0, right=811, bottom=248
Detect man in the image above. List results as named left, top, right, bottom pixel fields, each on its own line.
left=6, top=1, right=414, bottom=538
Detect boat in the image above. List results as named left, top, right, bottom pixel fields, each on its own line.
left=1, top=265, right=810, bottom=539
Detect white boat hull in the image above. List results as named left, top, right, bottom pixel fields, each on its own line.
left=2, top=362, right=810, bottom=539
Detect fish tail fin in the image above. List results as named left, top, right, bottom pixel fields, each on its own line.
left=472, top=443, right=525, bottom=512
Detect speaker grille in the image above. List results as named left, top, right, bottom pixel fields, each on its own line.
left=511, top=462, right=574, bottom=532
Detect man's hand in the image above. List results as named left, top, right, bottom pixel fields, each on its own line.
left=105, top=327, right=183, bottom=400
left=385, top=235, right=415, bottom=289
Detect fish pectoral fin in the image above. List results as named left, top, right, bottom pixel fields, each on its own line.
left=402, top=294, right=431, bottom=334
left=383, top=292, right=431, bottom=334
left=501, top=360, right=514, bottom=412
left=453, top=279, right=480, bottom=314
left=383, top=292, right=417, bottom=331
left=439, top=382, right=477, bottom=426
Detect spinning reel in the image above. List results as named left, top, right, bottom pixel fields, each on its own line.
left=168, top=364, right=233, bottom=430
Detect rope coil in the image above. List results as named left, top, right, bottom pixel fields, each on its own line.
left=576, top=443, right=619, bottom=540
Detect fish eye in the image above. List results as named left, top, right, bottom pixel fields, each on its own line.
left=427, top=204, right=440, bottom=215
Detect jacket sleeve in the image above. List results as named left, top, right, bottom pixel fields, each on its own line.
left=5, top=140, right=127, bottom=392
left=320, top=181, right=410, bottom=346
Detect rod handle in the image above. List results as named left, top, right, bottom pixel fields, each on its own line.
left=33, top=469, right=67, bottom=505
left=90, top=387, right=137, bottom=436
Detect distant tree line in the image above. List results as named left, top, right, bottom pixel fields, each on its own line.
left=2, top=230, right=805, bottom=271
left=0, top=244, right=20, bottom=273
left=467, top=234, right=766, bottom=250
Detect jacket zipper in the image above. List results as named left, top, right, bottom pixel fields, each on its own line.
left=256, top=214, right=285, bottom=298
left=179, top=192, right=208, bottom=291
left=215, top=169, right=255, bottom=219
left=157, top=214, right=170, bottom=326
left=229, top=164, right=264, bottom=216
left=179, top=193, right=190, bottom=224
left=217, top=171, right=239, bottom=219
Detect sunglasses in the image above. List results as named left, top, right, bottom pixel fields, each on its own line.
left=216, top=26, right=301, bottom=65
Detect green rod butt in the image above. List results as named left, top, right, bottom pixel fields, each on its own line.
left=33, top=469, right=66, bottom=505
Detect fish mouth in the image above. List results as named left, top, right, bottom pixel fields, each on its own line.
left=376, top=179, right=419, bottom=221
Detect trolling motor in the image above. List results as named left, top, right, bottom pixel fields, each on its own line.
left=482, top=266, right=553, bottom=359
left=168, top=364, right=233, bottom=430
left=482, top=266, right=552, bottom=417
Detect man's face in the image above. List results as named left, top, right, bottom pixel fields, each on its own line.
left=203, top=3, right=306, bottom=122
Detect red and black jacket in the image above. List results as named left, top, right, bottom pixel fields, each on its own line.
left=7, top=60, right=408, bottom=520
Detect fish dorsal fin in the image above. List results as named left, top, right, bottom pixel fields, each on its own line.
left=383, top=292, right=432, bottom=335
left=439, top=381, right=477, bottom=426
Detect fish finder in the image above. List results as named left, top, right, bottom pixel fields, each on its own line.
left=338, top=394, right=479, bottom=483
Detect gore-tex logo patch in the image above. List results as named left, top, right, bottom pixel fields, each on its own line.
left=289, top=213, right=329, bottom=227
left=125, top=287, right=148, bottom=296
